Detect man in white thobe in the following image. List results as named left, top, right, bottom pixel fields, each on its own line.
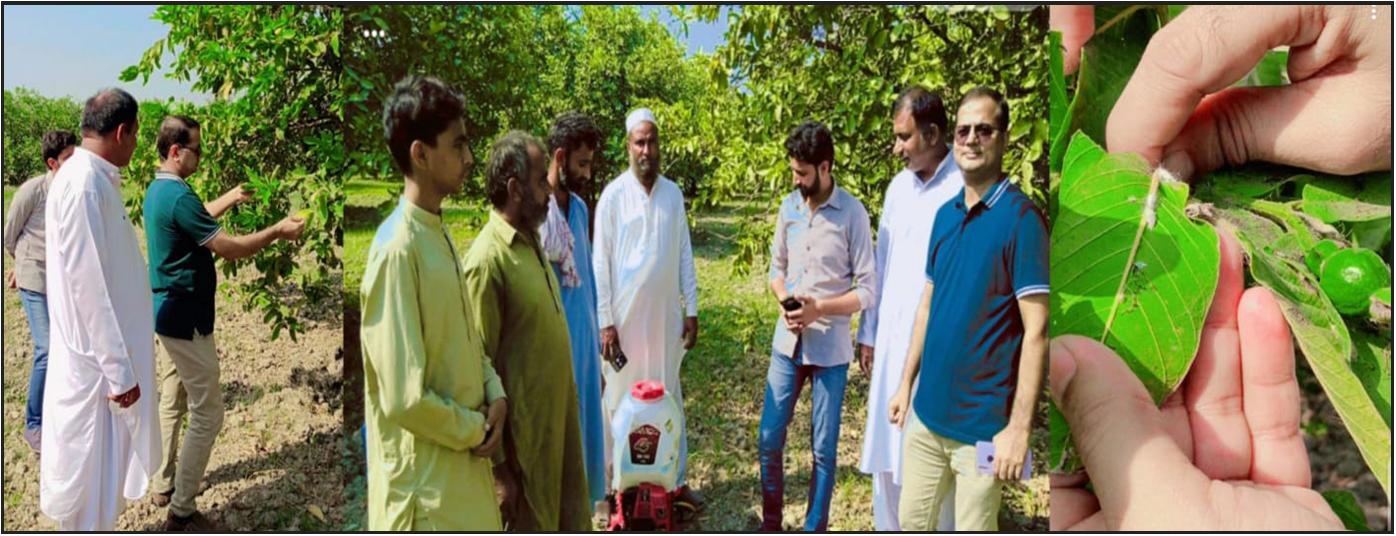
left=40, top=88, right=160, bottom=531
left=857, top=87, right=962, bottom=531
left=593, top=108, right=702, bottom=511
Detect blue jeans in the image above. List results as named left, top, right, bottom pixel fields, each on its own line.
left=758, top=348, right=849, bottom=531
left=19, top=289, right=49, bottom=431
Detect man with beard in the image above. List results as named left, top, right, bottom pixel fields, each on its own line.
left=360, top=75, right=508, bottom=531
left=758, top=120, right=876, bottom=531
left=537, top=112, right=608, bottom=513
left=889, top=87, right=1048, bottom=530
left=463, top=130, right=590, bottom=531
left=592, top=108, right=702, bottom=514
left=40, top=87, right=159, bottom=531
left=857, top=86, right=963, bottom=531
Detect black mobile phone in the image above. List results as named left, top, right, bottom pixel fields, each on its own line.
left=609, top=350, right=628, bottom=372
left=780, top=296, right=802, bottom=312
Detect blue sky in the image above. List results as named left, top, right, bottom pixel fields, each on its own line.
left=2, top=5, right=729, bottom=103
left=3, top=5, right=209, bottom=102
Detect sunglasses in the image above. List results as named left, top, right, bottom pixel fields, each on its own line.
left=954, top=123, right=999, bottom=145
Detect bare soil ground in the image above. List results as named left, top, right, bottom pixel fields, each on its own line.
left=2, top=245, right=349, bottom=530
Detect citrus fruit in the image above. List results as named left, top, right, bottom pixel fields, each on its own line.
left=1319, top=248, right=1391, bottom=316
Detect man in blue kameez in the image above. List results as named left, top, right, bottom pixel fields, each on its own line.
left=537, top=111, right=608, bottom=513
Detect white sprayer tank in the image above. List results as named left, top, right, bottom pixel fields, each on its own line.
left=610, top=380, right=682, bottom=492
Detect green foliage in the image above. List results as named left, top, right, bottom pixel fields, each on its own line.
left=1051, top=133, right=1219, bottom=404
left=2, top=88, right=81, bottom=186
left=122, top=5, right=344, bottom=341
left=344, top=6, right=714, bottom=209
left=1049, top=5, right=1393, bottom=500
left=1322, top=489, right=1371, bottom=531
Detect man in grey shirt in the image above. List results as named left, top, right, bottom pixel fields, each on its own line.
left=4, top=129, right=78, bottom=453
left=759, top=120, right=877, bottom=530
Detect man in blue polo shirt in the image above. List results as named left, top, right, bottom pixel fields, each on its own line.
left=887, top=87, right=1049, bottom=531
left=143, top=115, right=305, bottom=530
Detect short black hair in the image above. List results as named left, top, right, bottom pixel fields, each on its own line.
left=784, top=120, right=835, bottom=169
left=382, top=75, right=465, bottom=174
left=893, top=85, right=948, bottom=141
left=156, top=115, right=201, bottom=162
left=485, top=130, right=542, bottom=209
left=80, top=88, right=138, bottom=136
left=961, top=86, right=1009, bottom=131
left=547, top=111, right=601, bottom=157
left=41, top=130, right=78, bottom=162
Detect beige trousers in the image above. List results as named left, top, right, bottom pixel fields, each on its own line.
left=899, top=412, right=1003, bottom=531
left=153, top=333, right=225, bottom=517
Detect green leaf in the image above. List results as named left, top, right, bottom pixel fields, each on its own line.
left=1065, top=6, right=1157, bottom=144
left=1047, top=400, right=1080, bottom=473
left=1351, top=329, right=1392, bottom=428
left=1303, top=181, right=1391, bottom=223
left=1320, top=489, right=1370, bottom=531
left=1048, top=31, right=1068, bottom=173
left=1217, top=210, right=1391, bottom=497
left=1236, top=50, right=1289, bottom=87
left=1051, top=132, right=1220, bottom=403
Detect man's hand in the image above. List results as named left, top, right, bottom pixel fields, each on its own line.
left=887, top=383, right=911, bottom=430
left=472, top=398, right=508, bottom=457
left=1050, top=229, right=1342, bottom=531
left=992, top=423, right=1030, bottom=481
left=277, top=215, right=307, bottom=241
left=108, top=384, right=141, bottom=408
left=600, top=326, right=621, bottom=362
left=6, top=269, right=15, bottom=290
left=682, top=316, right=699, bottom=350
left=783, top=295, right=823, bottom=334
left=857, top=344, right=874, bottom=374
left=1053, top=5, right=1393, bottom=180
left=229, top=184, right=254, bottom=205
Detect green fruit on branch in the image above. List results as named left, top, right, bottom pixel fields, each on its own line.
left=1305, top=238, right=1342, bottom=275
left=1319, top=248, right=1392, bottom=316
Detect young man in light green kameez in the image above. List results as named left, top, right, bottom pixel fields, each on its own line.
left=360, top=76, right=509, bottom=531
left=463, top=131, right=591, bottom=531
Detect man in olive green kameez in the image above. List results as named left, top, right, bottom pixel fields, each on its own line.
left=360, top=76, right=509, bottom=531
left=463, top=131, right=591, bottom=531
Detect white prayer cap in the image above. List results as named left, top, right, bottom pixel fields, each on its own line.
left=625, top=108, right=657, bottom=134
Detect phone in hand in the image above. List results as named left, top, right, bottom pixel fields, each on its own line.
left=780, top=296, right=802, bottom=312
left=975, top=441, right=1032, bottom=480
left=608, top=349, right=628, bottom=372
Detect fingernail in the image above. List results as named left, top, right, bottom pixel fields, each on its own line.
left=1159, top=150, right=1194, bottom=182
left=1049, top=337, right=1079, bottom=405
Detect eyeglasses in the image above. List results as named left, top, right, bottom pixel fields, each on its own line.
left=181, top=145, right=202, bottom=157
left=954, top=123, right=999, bottom=145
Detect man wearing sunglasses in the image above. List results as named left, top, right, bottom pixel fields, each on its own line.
left=142, top=115, right=305, bottom=530
left=887, top=87, right=1049, bottom=530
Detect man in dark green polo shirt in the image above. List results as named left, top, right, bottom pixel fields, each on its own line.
left=142, top=115, right=305, bottom=530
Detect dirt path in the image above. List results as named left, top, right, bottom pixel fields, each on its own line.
left=2, top=253, right=349, bottom=531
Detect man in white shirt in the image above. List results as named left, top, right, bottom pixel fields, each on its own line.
left=857, top=86, right=963, bottom=531
left=592, top=108, right=702, bottom=513
left=41, top=87, right=161, bottom=531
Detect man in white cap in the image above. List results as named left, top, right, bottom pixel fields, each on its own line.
left=592, top=107, right=702, bottom=514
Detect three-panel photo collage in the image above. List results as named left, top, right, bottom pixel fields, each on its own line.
left=1, top=3, right=1391, bottom=533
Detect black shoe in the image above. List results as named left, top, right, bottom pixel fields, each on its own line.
left=163, top=511, right=216, bottom=531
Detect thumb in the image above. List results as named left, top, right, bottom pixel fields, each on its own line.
left=1051, top=336, right=1213, bottom=528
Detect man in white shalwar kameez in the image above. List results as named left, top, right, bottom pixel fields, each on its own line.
left=857, top=87, right=962, bottom=531
left=593, top=108, right=703, bottom=512
left=40, top=88, right=160, bottom=531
